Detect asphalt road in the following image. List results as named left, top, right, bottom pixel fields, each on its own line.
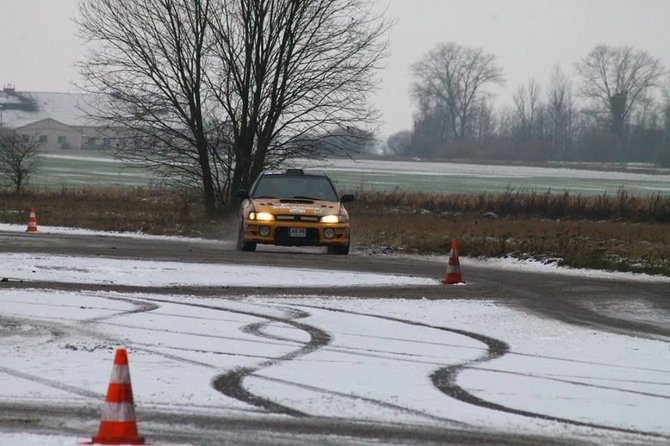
left=1, top=231, right=669, bottom=445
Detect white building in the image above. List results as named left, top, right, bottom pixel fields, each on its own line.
left=0, top=85, right=117, bottom=151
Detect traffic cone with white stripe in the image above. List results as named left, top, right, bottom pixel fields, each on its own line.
left=25, top=208, right=38, bottom=233
left=90, top=349, right=145, bottom=445
left=442, top=240, right=464, bottom=284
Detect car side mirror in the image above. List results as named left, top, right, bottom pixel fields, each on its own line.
left=340, top=194, right=355, bottom=203
left=236, top=189, right=249, bottom=199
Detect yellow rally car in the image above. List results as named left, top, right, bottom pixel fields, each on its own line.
left=236, top=169, right=354, bottom=255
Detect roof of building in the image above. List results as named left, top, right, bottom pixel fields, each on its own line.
left=0, top=88, right=100, bottom=129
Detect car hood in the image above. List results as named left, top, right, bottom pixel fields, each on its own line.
left=250, top=198, right=344, bottom=217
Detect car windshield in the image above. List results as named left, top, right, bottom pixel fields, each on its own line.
left=252, top=174, right=339, bottom=201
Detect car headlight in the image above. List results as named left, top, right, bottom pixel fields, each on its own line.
left=320, top=215, right=339, bottom=223
left=249, top=212, right=275, bottom=221
left=320, top=214, right=348, bottom=223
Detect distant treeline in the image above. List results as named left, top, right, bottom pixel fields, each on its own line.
left=383, top=43, right=670, bottom=166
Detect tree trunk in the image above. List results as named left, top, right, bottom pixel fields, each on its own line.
left=610, top=93, right=627, bottom=138
left=196, top=137, right=217, bottom=216
left=230, top=133, right=254, bottom=200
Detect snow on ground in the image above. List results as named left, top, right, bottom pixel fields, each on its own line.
left=0, top=289, right=668, bottom=445
left=33, top=154, right=670, bottom=195
left=3, top=222, right=669, bottom=284
left=0, top=223, right=435, bottom=287
left=0, top=252, right=436, bottom=288
left=0, top=223, right=223, bottom=243
left=38, top=154, right=123, bottom=164
left=0, top=432, right=192, bottom=446
left=299, top=157, right=670, bottom=182
left=39, top=154, right=670, bottom=182
left=1, top=227, right=669, bottom=445
left=440, top=254, right=670, bottom=283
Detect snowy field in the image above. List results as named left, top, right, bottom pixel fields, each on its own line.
left=35, top=153, right=670, bottom=196
left=1, top=227, right=669, bottom=445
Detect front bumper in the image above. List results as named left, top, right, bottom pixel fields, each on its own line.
left=242, top=221, right=350, bottom=247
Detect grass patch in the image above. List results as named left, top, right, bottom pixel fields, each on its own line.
left=348, top=190, right=670, bottom=276
left=1, top=188, right=668, bottom=276
left=0, top=187, right=227, bottom=239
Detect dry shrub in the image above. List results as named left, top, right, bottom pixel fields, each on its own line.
left=350, top=190, right=670, bottom=275
left=0, top=187, right=224, bottom=238
left=350, top=189, right=670, bottom=222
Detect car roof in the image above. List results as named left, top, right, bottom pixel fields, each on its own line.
left=260, top=168, right=328, bottom=177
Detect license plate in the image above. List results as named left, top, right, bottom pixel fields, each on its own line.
left=289, top=227, right=306, bottom=238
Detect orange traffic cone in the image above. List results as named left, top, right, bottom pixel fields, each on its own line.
left=89, top=349, right=145, bottom=445
left=442, top=240, right=464, bottom=284
left=25, top=208, right=38, bottom=233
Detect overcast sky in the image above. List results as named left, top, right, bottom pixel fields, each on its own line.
left=1, top=0, right=669, bottom=137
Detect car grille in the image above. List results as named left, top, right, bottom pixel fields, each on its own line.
left=275, top=215, right=320, bottom=222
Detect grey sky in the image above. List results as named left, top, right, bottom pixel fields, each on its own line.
left=2, top=0, right=669, bottom=137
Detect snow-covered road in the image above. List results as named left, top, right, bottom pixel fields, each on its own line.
left=1, top=225, right=669, bottom=445
left=1, top=286, right=668, bottom=445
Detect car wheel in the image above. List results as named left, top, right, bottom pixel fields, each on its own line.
left=241, top=242, right=257, bottom=252
left=327, top=242, right=349, bottom=255
left=236, top=223, right=256, bottom=252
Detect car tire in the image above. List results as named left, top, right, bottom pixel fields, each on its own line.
left=241, top=242, right=257, bottom=252
left=327, top=242, right=350, bottom=255
left=236, top=223, right=257, bottom=252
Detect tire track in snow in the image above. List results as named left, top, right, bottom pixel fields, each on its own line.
left=4, top=292, right=445, bottom=419
left=116, top=318, right=481, bottom=368
left=249, top=373, right=470, bottom=427
left=431, top=366, right=669, bottom=439
left=0, top=292, right=159, bottom=325
left=467, top=366, right=670, bottom=401
left=212, top=305, right=330, bottom=417
left=0, top=315, right=66, bottom=344
left=300, top=304, right=670, bottom=440
left=130, top=297, right=468, bottom=423
left=85, top=295, right=160, bottom=323
left=522, top=297, right=670, bottom=342
left=7, top=291, right=662, bottom=434
left=0, top=365, right=102, bottom=400
left=0, top=294, right=160, bottom=400
left=111, top=319, right=478, bottom=369
left=234, top=304, right=469, bottom=426
left=241, top=306, right=312, bottom=343
left=123, top=296, right=330, bottom=417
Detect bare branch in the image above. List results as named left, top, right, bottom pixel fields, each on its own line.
left=410, top=42, right=504, bottom=143
left=78, top=0, right=389, bottom=206
left=0, top=130, right=40, bottom=193
left=575, top=44, right=666, bottom=136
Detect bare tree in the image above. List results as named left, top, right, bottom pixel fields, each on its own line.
left=664, top=80, right=670, bottom=143
left=77, top=0, right=225, bottom=215
left=545, top=65, right=575, bottom=160
left=575, top=44, right=665, bottom=137
left=386, top=130, right=413, bottom=156
left=305, top=125, right=377, bottom=156
left=513, top=78, right=541, bottom=142
left=410, top=42, right=504, bottom=142
left=208, top=0, right=389, bottom=194
left=474, top=98, right=495, bottom=146
left=658, top=78, right=670, bottom=166
left=78, top=0, right=388, bottom=208
left=0, top=130, right=40, bottom=193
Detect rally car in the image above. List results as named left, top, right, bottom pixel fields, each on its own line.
left=236, top=169, right=354, bottom=255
